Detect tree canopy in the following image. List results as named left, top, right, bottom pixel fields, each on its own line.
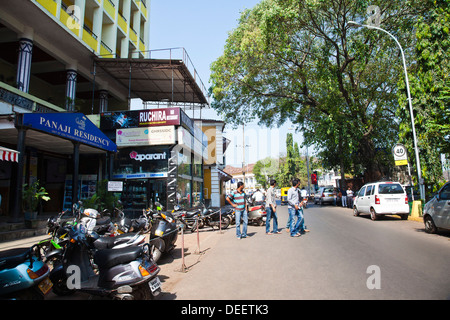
left=210, top=0, right=430, bottom=182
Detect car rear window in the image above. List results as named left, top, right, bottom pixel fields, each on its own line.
left=323, top=188, right=334, bottom=192
left=378, top=184, right=404, bottom=194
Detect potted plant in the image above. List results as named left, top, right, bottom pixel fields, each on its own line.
left=22, top=180, right=50, bottom=223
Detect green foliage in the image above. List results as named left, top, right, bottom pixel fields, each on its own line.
left=210, top=0, right=430, bottom=182
left=83, top=180, right=120, bottom=212
left=22, top=180, right=50, bottom=212
left=397, top=0, right=450, bottom=185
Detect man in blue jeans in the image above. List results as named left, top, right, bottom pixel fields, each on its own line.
left=287, top=178, right=305, bottom=237
left=227, top=181, right=248, bottom=239
left=265, top=179, right=280, bottom=234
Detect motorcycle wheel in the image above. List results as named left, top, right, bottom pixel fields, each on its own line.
left=151, top=245, right=162, bottom=263
left=221, top=217, right=230, bottom=230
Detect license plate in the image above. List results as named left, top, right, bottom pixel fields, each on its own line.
left=386, top=198, right=399, bottom=202
left=149, top=277, right=161, bottom=292
left=38, top=277, right=53, bottom=295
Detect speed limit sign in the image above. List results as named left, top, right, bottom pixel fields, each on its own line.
left=392, top=144, right=408, bottom=166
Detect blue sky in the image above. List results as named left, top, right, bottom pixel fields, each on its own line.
left=144, top=0, right=305, bottom=166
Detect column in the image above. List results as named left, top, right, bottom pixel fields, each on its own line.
left=65, top=69, right=78, bottom=111
left=10, top=115, right=27, bottom=222
left=99, top=90, right=109, bottom=112
left=16, top=38, right=33, bottom=93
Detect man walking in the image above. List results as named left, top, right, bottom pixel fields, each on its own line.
left=227, top=182, right=248, bottom=239
left=287, top=179, right=303, bottom=237
left=265, top=179, right=280, bottom=235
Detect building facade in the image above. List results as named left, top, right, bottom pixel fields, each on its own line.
left=0, top=1, right=209, bottom=221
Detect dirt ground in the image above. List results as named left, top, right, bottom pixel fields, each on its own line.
left=145, top=226, right=229, bottom=297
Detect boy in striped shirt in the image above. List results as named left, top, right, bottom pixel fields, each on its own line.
left=227, top=181, right=248, bottom=239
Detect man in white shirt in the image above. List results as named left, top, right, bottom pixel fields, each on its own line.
left=252, top=189, right=265, bottom=205
left=265, top=180, right=280, bottom=234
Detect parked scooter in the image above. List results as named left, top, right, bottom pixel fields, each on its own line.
left=49, top=223, right=161, bottom=300
left=147, top=210, right=178, bottom=262
left=0, top=245, right=53, bottom=300
left=115, top=207, right=151, bottom=234
left=246, top=198, right=267, bottom=226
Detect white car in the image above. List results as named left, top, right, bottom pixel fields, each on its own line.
left=353, top=181, right=409, bottom=220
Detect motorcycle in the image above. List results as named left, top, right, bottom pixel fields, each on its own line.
left=37, top=209, right=76, bottom=265
left=0, top=245, right=53, bottom=300
left=196, top=204, right=231, bottom=231
left=148, top=210, right=178, bottom=262
left=171, top=205, right=202, bottom=232
left=49, top=223, right=161, bottom=300
left=246, top=198, right=267, bottom=226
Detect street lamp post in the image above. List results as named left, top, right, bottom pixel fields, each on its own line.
left=348, top=21, right=425, bottom=200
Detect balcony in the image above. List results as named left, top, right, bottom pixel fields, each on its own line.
left=0, top=81, right=65, bottom=113
left=36, top=0, right=58, bottom=17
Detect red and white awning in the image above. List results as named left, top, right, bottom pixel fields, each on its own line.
left=0, top=146, right=19, bottom=162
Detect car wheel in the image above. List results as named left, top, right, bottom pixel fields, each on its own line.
left=400, top=214, right=408, bottom=220
left=370, top=208, right=378, bottom=221
left=353, top=206, right=360, bottom=217
left=424, top=215, right=437, bottom=234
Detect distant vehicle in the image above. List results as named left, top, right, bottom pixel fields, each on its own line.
left=275, top=189, right=281, bottom=199
left=353, top=181, right=409, bottom=221
left=423, top=181, right=450, bottom=234
left=314, top=186, right=335, bottom=205
left=280, top=187, right=289, bottom=205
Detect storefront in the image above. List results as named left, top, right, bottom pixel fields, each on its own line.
left=0, top=112, right=117, bottom=222
left=100, top=107, right=207, bottom=216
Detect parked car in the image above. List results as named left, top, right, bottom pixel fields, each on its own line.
left=314, top=186, right=335, bottom=205
left=423, top=181, right=450, bottom=234
left=353, top=181, right=409, bottom=220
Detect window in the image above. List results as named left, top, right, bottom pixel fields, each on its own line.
left=440, top=184, right=450, bottom=200
left=365, top=185, right=373, bottom=196
left=378, top=183, right=404, bottom=194
left=358, top=187, right=366, bottom=197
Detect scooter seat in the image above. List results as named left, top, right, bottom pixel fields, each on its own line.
left=0, top=247, right=31, bottom=271
left=96, top=216, right=111, bottom=225
left=93, top=233, right=138, bottom=250
left=94, top=246, right=143, bottom=270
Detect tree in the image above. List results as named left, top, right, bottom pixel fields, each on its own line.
left=210, top=0, right=429, bottom=182
left=253, top=157, right=279, bottom=187
left=397, top=0, right=450, bottom=187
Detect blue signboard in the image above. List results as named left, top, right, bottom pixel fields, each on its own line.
left=22, top=113, right=117, bottom=152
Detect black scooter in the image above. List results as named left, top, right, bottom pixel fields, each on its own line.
left=49, top=224, right=161, bottom=300
left=148, top=211, right=178, bottom=262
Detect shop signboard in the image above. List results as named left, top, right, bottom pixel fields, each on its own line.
left=22, top=113, right=117, bottom=152
left=113, top=146, right=169, bottom=180
left=116, top=126, right=176, bottom=146
left=100, top=107, right=181, bottom=129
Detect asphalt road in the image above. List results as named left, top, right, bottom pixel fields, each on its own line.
left=163, top=203, right=450, bottom=300
left=2, top=202, right=449, bottom=300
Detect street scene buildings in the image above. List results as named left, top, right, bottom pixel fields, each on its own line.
left=0, top=0, right=449, bottom=303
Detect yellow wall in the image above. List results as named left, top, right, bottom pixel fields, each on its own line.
left=203, top=168, right=211, bottom=199
left=202, top=125, right=217, bottom=165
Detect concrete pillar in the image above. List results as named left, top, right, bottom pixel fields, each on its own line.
left=16, top=38, right=33, bottom=93
left=99, top=89, right=109, bottom=112
left=65, top=69, right=78, bottom=111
